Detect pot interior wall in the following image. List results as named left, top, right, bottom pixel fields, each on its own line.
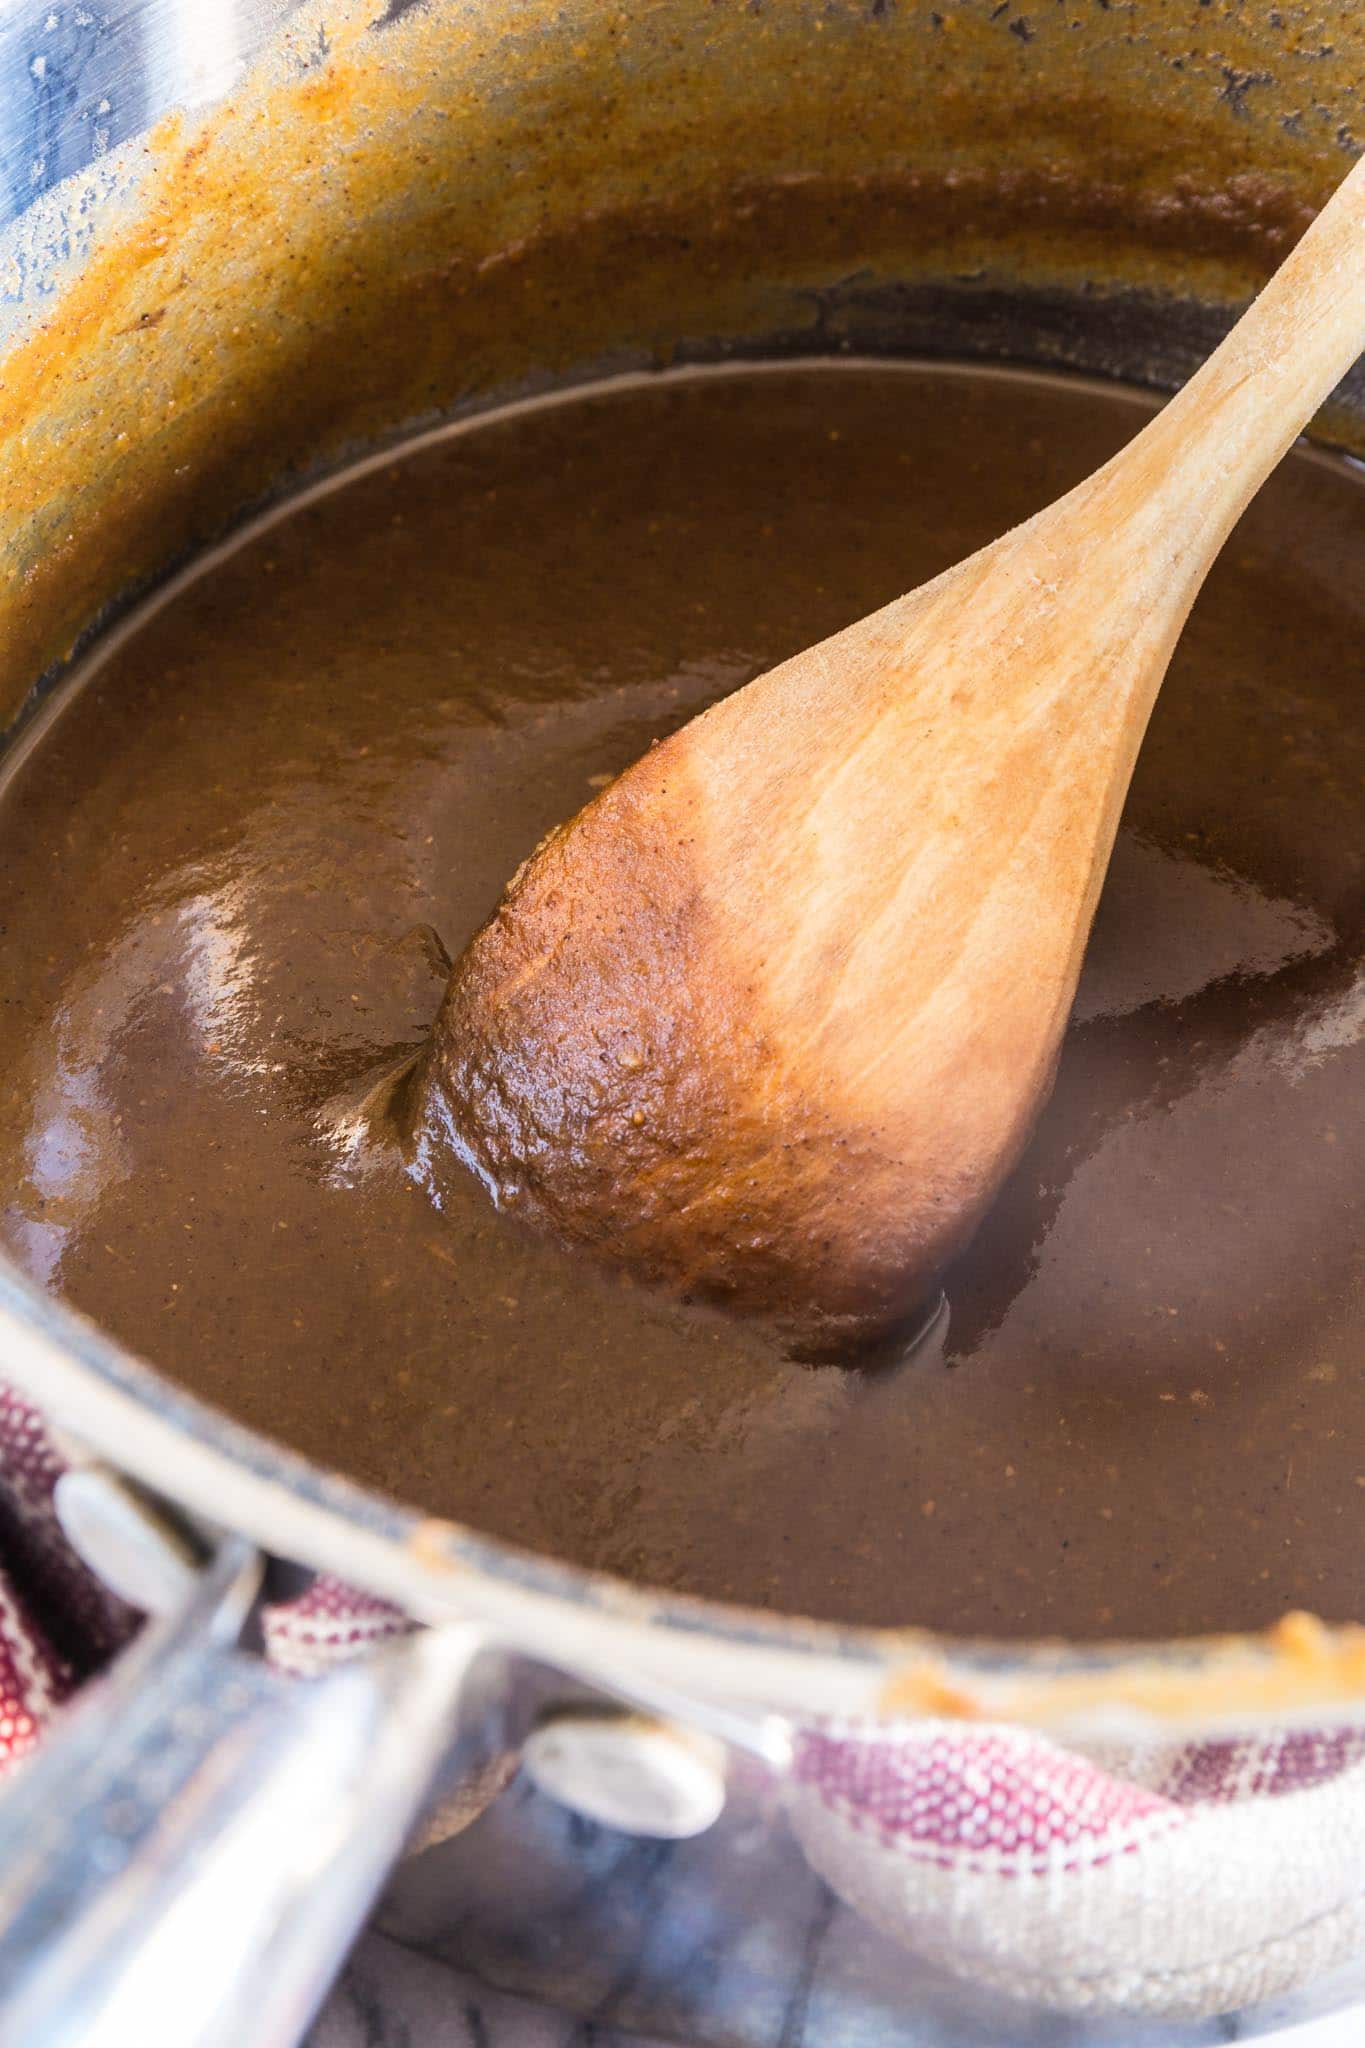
left=1, top=0, right=1363, bottom=733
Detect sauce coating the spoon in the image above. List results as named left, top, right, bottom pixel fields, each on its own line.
left=0, top=363, right=1362, bottom=1637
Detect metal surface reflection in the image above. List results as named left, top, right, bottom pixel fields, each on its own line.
left=0, top=0, right=302, bottom=226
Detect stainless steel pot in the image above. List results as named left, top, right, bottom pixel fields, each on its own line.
left=0, top=3, right=1362, bottom=2043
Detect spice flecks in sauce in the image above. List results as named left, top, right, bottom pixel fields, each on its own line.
left=0, top=363, right=1361, bottom=1639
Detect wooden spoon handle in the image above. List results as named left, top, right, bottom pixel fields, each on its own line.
left=1091, top=149, right=1365, bottom=591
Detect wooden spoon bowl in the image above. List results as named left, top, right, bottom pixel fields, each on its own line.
left=417, top=151, right=1365, bottom=1353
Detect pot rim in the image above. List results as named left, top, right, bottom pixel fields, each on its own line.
left=8, top=1243, right=1365, bottom=1735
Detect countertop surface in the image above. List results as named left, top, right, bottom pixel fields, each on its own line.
left=302, top=1759, right=1365, bottom=2048
left=309, top=1929, right=1365, bottom=2048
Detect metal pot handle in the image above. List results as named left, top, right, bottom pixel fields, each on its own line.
left=0, top=1539, right=488, bottom=2048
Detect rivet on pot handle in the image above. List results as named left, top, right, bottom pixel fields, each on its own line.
left=52, top=1460, right=204, bottom=1615
left=0, top=1539, right=490, bottom=2048
left=523, top=1706, right=730, bottom=1839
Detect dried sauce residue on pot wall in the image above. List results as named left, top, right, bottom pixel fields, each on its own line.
left=2, top=0, right=1363, bottom=719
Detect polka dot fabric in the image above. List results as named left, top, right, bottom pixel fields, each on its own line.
left=786, top=1712, right=1365, bottom=2017
left=0, top=1567, right=69, bottom=1773
left=4, top=1378, right=1365, bottom=2022
left=263, top=1575, right=412, bottom=1676
left=0, top=1381, right=410, bottom=1728
left=794, top=1725, right=1180, bottom=1877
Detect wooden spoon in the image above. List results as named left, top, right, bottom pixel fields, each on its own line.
left=415, top=152, right=1365, bottom=1355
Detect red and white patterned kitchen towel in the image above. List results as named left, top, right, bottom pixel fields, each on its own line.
left=4, top=1377, right=1365, bottom=2022
left=788, top=1721, right=1365, bottom=2016
left=0, top=1381, right=412, bottom=1765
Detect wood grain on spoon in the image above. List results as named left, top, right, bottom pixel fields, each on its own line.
left=416, top=153, right=1365, bottom=1354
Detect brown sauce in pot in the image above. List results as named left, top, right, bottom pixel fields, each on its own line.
left=1, top=362, right=1362, bottom=1638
